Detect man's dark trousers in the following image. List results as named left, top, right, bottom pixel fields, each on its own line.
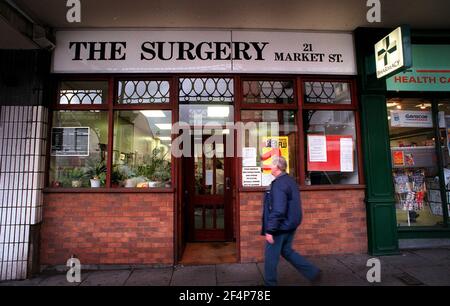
left=264, top=231, right=320, bottom=286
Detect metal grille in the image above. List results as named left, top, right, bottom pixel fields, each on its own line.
left=179, top=78, right=234, bottom=103
left=117, top=80, right=170, bottom=104
left=0, top=106, right=47, bottom=280
left=243, top=80, right=294, bottom=104
left=59, top=90, right=104, bottom=105
left=304, top=82, right=351, bottom=104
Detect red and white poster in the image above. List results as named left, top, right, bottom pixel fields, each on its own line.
left=307, top=135, right=354, bottom=172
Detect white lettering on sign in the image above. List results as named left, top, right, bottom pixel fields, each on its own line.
left=52, top=30, right=356, bottom=74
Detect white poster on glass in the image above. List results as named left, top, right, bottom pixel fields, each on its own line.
left=242, top=167, right=262, bottom=187
left=390, top=110, right=433, bottom=128
left=308, top=135, right=327, bottom=162
left=340, top=138, right=354, bottom=172
left=205, top=170, right=214, bottom=186
left=242, top=147, right=257, bottom=167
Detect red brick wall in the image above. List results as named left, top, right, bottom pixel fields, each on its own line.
left=41, top=193, right=174, bottom=265
left=239, top=189, right=367, bottom=262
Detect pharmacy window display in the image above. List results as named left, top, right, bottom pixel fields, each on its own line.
left=388, top=98, right=450, bottom=227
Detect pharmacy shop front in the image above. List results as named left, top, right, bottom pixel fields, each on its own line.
left=355, top=28, right=450, bottom=256
left=40, top=29, right=367, bottom=266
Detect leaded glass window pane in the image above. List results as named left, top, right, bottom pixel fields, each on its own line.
left=117, top=80, right=170, bottom=104
left=179, top=78, right=234, bottom=104
left=243, top=80, right=294, bottom=104
left=304, top=82, right=351, bottom=104
left=59, top=81, right=108, bottom=105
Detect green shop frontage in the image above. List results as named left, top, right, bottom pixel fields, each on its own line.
left=355, top=28, right=450, bottom=255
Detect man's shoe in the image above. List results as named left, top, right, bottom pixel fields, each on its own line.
left=311, top=270, right=323, bottom=285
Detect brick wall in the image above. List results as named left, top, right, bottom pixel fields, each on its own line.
left=239, top=189, right=367, bottom=262
left=41, top=193, right=174, bottom=265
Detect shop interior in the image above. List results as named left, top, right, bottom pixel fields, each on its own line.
left=387, top=98, right=450, bottom=227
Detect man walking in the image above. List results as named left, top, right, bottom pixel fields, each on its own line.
left=262, top=156, right=322, bottom=286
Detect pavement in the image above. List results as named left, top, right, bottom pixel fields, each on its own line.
left=1, top=247, right=450, bottom=286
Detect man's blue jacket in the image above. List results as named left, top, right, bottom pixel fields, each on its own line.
left=261, top=173, right=302, bottom=236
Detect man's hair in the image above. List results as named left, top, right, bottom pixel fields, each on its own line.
left=272, top=156, right=287, bottom=172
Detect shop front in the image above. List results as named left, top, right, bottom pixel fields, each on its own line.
left=39, top=29, right=368, bottom=267
left=355, top=28, right=450, bottom=255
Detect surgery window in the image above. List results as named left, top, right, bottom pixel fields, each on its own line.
left=241, top=110, right=298, bottom=187
left=243, top=80, right=295, bottom=104
left=59, top=81, right=109, bottom=105
left=113, top=111, right=172, bottom=188
left=304, top=81, right=352, bottom=105
left=117, top=80, right=170, bottom=104
left=304, top=110, right=359, bottom=185
left=49, top=111, right=109, bottom=188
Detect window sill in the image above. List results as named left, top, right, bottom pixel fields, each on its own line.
left=238, top=185, right=366, bottom=192
left=43, top=187, right=175, bottom=194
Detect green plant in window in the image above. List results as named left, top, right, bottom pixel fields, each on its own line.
left=59, top=167, right=86, bottom=188
left=135, top=148, right=172, bottom=187
left=85, top=158, right=107, bottom=187
left=112, top=164, right=136, bottom=187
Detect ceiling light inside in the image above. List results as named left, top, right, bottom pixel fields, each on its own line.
left=141, top=110, right=167, bottom=118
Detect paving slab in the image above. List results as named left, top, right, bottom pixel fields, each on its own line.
left=39, top=271, right=91, bottom=286
left=217, top=280, right=265, bottom=286
left=0, top=276, right=48, bottom=286
left=335, top=254, right=409, bottom=286
left=379, top=251, right=435, bottom=268
left=125, top=268, right=173, bottom=286
left=409, top=248, right=450, bottom=266
left=80, top=270, right=131, bottom=286
left=400, top=265, right=450, bottom=286
left=170, top=265, right=216, bottom=286
left=257, top=259, right=327, bottom=286
left=216, top=263, right=262, bottom=284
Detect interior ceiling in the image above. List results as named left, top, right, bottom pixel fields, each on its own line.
left=2, top=0, right=450, bottom=49
left=10, top=0, right=450, bottom=30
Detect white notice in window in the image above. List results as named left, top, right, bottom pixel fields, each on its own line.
left=242, top=147, right=257, bottom=167
left=242, top=167, right=262, bottom=187
left=308, top=135, right=327, bottom=162
left=205, top=170, right=214, bottom=186
left=340, top=138, right=354, bottom=172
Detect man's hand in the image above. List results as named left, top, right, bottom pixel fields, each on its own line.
left=265, top=233, right=274, bottom=244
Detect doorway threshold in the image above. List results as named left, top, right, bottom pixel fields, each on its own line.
left=180, top=242, right=237, bottom=265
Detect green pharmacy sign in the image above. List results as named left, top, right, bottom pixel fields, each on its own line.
left=387, top=45, right=450, bottom=92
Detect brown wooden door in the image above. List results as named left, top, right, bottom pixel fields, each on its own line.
left=184, top=135, right=234, bottom=242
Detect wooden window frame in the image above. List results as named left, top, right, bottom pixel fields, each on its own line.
left=46, top=74, right=364, bottom=193
left=47, top=75, right=177, bottom=193
left=298, top=76, right=365, bottom=190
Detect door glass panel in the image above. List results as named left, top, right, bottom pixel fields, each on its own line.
left=216, top=207, right=225, bottom=230
left=438, top=100, right=450, bottom=223
left=387, top=98, right=444, bottom=227
left=195, top=208, right=203, bottom=229
left=205, top=207, right=215, bottom=229
left=216, top=158, right=225, bottom=195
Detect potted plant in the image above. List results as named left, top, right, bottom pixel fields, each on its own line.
left=111, top=165, right=126, bottom=188
left=58, top=167, right=85, bottom=188
left=120, top=165, right=136, bottom=188
left=85, top=159, right=107, bottom=188
left=138, top=148, right=171, bottom=188
left=68, top=167, right=85, bottom=188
